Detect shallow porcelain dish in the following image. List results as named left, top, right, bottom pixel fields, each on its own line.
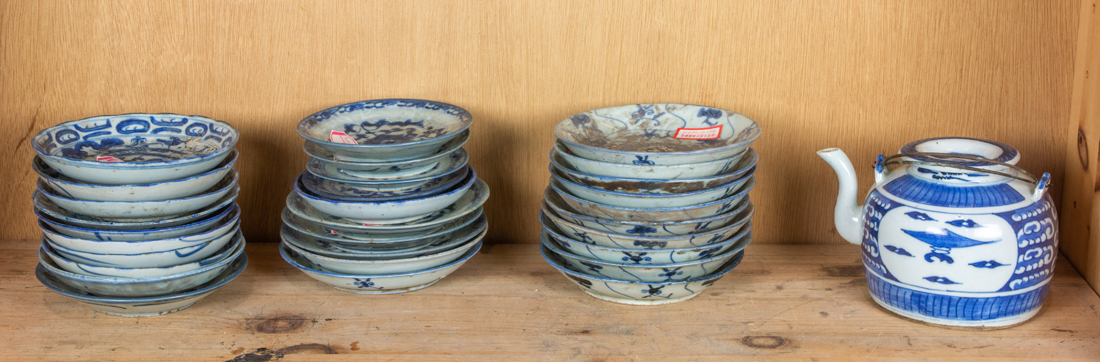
left=283, top=222, right=487, bottom=261
left=542, top=244, right=743, bottom=305
left=301, top=165, right=469, bottom=202
left=36, top=253, right=247, bottom=317
left=33, top=150, right=238, bottom=202
left=281, top=239, right=480, bottom=294
left=543, top=222, right=750, bottom=264
left=46, top=229, right=240, bottom=268
left=31, top=114, right=238, bottom=184
left=551, top=166, right=753, bottom=208
left=283, top=212, right=486, bottom=252
left=43, top=236, right=241, bottom=278
left=541, top=208, right=752, bottom=250
left=550, top=177, right=755, bottom=222
left=554, top=103, right=760, bottom=166
left=541, top=233, right=740, bottom=282
left=285, top=178, right=489, bottom=235
left=33, top=192, right=237, bottom=231
left=543, top=190, right=743, bottom=236
left=303, top=130, right=468, bottom=176
left=41, top=211, right=239, bottom=253
left=283, top=203, right=483, bottom=243
left=37, top=173, right=239, bottom=219
left=307, top=147, right=469, bottom=186
left=297, top=99, right=473, bottom=161
left=283, top=230, right=482, bottom=274
left=37, top=237, right=246, bottom=298
left=555, top=142, right=744, bottom=179
left=37, top=204, right=238, bottom=242
left=551, top=147, right=757, bottom=194
left=294, top=168, right=476, bottom=221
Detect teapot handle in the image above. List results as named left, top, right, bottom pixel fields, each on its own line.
left=881, top=152, right=1050, bottom=201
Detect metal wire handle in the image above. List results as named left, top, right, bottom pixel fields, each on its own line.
left=879, top=152, right=1039, bottom=185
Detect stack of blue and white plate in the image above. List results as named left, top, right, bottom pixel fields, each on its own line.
left=282, top=99, right=489, bottom=294
left=541, top=104, right=760, bottom=305
left=30, top=114, right=247, bottom=317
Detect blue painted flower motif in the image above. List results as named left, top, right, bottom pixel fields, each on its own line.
left=696, top=108, right=723, bottom=126
left=945, top=219, right=981, bottom=228
left=570, top=114, right=592, bottom=127
left=923, top=276, right=960, bottom=285
left=969, top=260, right=1008, bottom=269
left=620, top=252, right=652, bottom=264
left=704, top=233, right=726, bottom=244
left=884, top=245, right=913, bottom=257
left=641, top=285, right=669, bottom=298
left=567, top=275, right=593, bottom=289
left=716, top=202, right=735, bottom=214
left=633, top=156, right=655, bottom=166
left=693, top=222, right=713, bottom=231
left=905, top=212, right=937, bottom=221
left=658, top=267, right=684, bottom=281
left=625, top=225, right=658, bottom=235
left=697, top=246, right=722, bottom=258
left=353, top=278, right=382, bottom=289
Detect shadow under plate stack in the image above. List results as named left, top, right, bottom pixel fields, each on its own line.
left=282, top=99, right=489, bottom=294
left=541, top=104, right=760, bottom=305
left=30, top=114, right=246, bottom=317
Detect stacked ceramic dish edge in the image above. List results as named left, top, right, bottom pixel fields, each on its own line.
left=30, top=114, right=247, bottom=317
left=282, top=99, right=489, bottom=294
left=541, top=104, right=760, bottom=305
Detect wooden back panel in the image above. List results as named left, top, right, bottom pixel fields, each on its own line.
left=0, top=1, right=1078, bottom=247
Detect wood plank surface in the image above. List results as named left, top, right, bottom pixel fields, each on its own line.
left=0, top=241, right=1097, bottom=361
left=0, top=1, right=1080, bottom=247
left=1060, top=0, right=1100, bottom=297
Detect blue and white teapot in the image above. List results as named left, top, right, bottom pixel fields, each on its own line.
left=818, top=137, right=1057, bottom=327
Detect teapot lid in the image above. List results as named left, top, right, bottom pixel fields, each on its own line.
left=899, top=137, right=1019, bottom=167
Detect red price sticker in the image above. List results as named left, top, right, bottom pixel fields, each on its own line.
left=330, top=131, right=358, bottom=145
left=674, top=125, right=722, bottom=140
left=96, top=156, right=124, bottom=162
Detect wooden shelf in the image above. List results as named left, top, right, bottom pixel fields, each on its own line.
left=2, top=241, right=1098, bottom=360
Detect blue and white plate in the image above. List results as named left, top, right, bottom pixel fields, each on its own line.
left=297, top=99, right=473, bottom=161
left=549, top=177, right=754, bottom=222
left=551, top=147, right=758, bottom=194
left=282, top=219, right=487, bottom=261
left=541, top=208, right=752, bottom=250
left=281, top=239, right=480, bottom=294
left=42, top=236, right=241, bottom=278
left=284, top=178, right=489, bottom=235
left=554, top=142, right=745, bottom=179
left=541, top=232, right=741, bottom=283
left=542, top=190, right=744, bottom=236
left=45, top=229, right=240, bottom=268
left=306, top=146, right=468, bottom=185
left=37, top=204, right=239, bottom=242
left=36, top=253, right=247, bottom=316
left=294, top=168, right=476, bottom=221
left=33, top=188, right=239, bottom=230
left=37, top=173, right=238, bottom=219
left=542, top=243, right=743, bottom=305
left=282, top=212, right=486, bottom=252
left=283, top=229, right=482, bottom=274
left=37, top=236, right=246, bottom=298
left=41, top=209, right=239, bottom=254
left=554, top=104, right=760, bottom=166
left=303, top=132, right=468, bottom=179
left=31, top=114, right=238, bottom=184
left=551, top=165, right=754, bottom=208
left=543, top=223, right=750, bottom=265
left=301, top=165, right=469, bottom=202
left=33, top=150, right=239, bottom=202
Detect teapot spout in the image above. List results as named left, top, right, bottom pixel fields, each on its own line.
left=816, top=148, right=865, bottom=245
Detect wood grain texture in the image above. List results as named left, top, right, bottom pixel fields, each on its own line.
left=1, top=242, right=1097, bottom=361
left=0, top=1, right=1078, bottom=246
left=1060, top=0, right=1100, bottom=295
